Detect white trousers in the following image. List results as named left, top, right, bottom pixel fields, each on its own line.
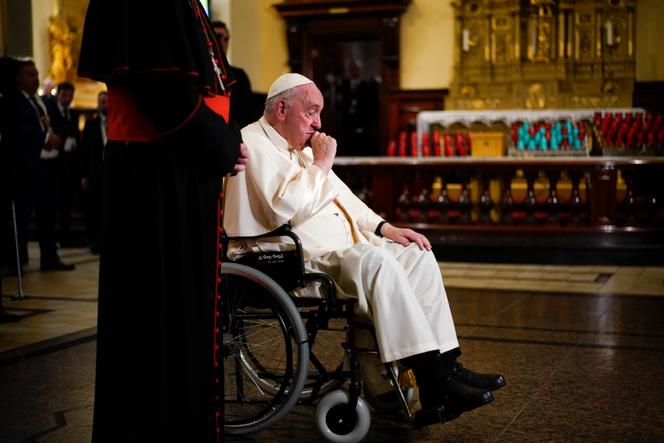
left=306, top=242, right=459, bottom=363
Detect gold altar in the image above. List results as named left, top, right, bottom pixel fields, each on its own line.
left=448, top=0, right=637, bottom=110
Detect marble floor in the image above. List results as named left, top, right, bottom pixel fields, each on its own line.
left=1, top=243, right=664, bottom=442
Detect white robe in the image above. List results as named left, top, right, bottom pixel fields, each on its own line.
left=224, top=117, right=459, bottom=362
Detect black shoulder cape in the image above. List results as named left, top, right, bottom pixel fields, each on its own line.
left=78, top=0, right=234, bottom=94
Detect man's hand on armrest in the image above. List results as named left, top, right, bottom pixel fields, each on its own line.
left=379, top=222, right=432, bottom=251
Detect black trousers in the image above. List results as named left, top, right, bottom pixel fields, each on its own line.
left=58, top=151, right=81, bottom=244
left=15, top=159, right=61, bottom=265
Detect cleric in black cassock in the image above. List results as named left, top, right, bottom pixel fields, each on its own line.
left=78, top=1, right=246, bottom=441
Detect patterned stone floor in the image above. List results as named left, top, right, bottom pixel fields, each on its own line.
left=1, top=243, right=664, bottom=442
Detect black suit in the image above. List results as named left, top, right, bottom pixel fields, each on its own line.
left=1, top=92, right=17, bottom=269
left=47, top=101, right=81, bottom=245
left=1, top=91, right=16, bottom=291
left=80, top=113, right=106, bottom=250
left=0, top=89, right=22, bottom=320
left=14, top=91, right=61, bottom=266
left=229, top=66, right=254, bottom=128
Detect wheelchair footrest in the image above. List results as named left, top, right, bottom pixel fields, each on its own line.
left=412, top=405, right=459, bottom=430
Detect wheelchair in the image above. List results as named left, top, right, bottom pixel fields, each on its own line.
left=219, top=225, right=447, bottom=442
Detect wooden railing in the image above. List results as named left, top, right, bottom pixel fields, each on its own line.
left=333, top=157, right=664, bottom=255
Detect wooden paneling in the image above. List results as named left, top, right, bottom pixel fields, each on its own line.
left=275, top=0, right=411, bottom=155
left=385, top=88, right=447, bottom=148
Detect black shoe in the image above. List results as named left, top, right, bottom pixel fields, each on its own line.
left=404, top=351, right=494, bottom=418
left=40, top=260, right=75, bottom=271
left=413, top=404, right=460, bottom=429
left=419, top=375, right=494, bottom=414
left=449, top=362, right=506, bottom=391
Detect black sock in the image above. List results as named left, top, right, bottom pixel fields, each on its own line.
left=439, top=347, right=462, bottom=366
left=401, top=351, right=442, bottom=389
left=401, top=351, right=439, bottom=371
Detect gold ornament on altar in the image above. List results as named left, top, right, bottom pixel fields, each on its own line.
left=526, top=83, right=546, bottom=109
left=530, top=0, right=555, bottom=61
left=48, top=14, right=75, bottom=83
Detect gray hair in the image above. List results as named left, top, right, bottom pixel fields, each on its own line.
left=263, top=86, right=301, bottom=118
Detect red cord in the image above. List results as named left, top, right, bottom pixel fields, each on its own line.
left=213, top=187, right=224, bottom=443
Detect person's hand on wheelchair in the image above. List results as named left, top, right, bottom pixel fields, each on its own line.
left=228, top=142, right=249, bottom=176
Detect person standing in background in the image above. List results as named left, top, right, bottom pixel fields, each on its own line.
left=212, top=20, right=255, bottom=128
left=339, top=60, right=380, bottom=156
left=13, top=60, right=74, bottom=272
left=0, top=57, right=22, bottom=322
left=46, top=82, right=81, bottom=247
left=78, top=1, right=248, bottom=441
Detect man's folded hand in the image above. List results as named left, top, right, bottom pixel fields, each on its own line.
left=311, top=131, right=336, bottom=173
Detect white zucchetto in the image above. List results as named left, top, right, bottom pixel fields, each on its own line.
left=266, top=73, right=314, bottom=99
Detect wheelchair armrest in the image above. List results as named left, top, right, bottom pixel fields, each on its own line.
left=221, top=224, right=306, bottom=290
left=222, top=224, right=304, bottom=262
left=221, top=224, right=339, bottom=312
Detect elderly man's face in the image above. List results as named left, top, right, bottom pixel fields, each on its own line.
left=282, top=84, right=324, bottom=150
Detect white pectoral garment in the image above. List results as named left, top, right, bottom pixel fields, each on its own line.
left=224, top=117, right=385, bottom=261
left=224, top=117, right=459, bottom=363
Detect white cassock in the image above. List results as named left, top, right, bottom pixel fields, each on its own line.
left=224, top=117, right=459, bottom=362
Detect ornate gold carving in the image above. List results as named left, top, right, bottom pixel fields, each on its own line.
left=529, top=0, right=555, bottom=62
left=603, top=16, right=624, bottom=50
left=48, top=14, right=75, bottom=84
left=465, top=1, right=481, bottom=16
left=534, top=21, right=552, bottom=61
left=578, top=30, right=592, bottom=57
left=494, top=34, right=508, bottom=63
left=602, top=80, right=618, bottom=93
left=578, top=13, right=592, bottom=24
left=461, top=20, right=482, bottom=57
left=460, top=85, right=477, bottom=97
left=526, top=83, right=546, bottom=109
left=449, top=0, right=636, bottom=110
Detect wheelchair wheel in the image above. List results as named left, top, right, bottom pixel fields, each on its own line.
left=315, top=389, right=371, bottom=443
left=220, top=263, right=309, bottom=435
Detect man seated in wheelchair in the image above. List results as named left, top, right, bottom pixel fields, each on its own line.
left=224, top=73, right=505, bottom=425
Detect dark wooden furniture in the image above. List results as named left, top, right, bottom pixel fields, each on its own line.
left=386, top=89, right=447, bottom=141
left=274, top=0, right=411, bottom=154
left=333, top=156, right=664, bottom=263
